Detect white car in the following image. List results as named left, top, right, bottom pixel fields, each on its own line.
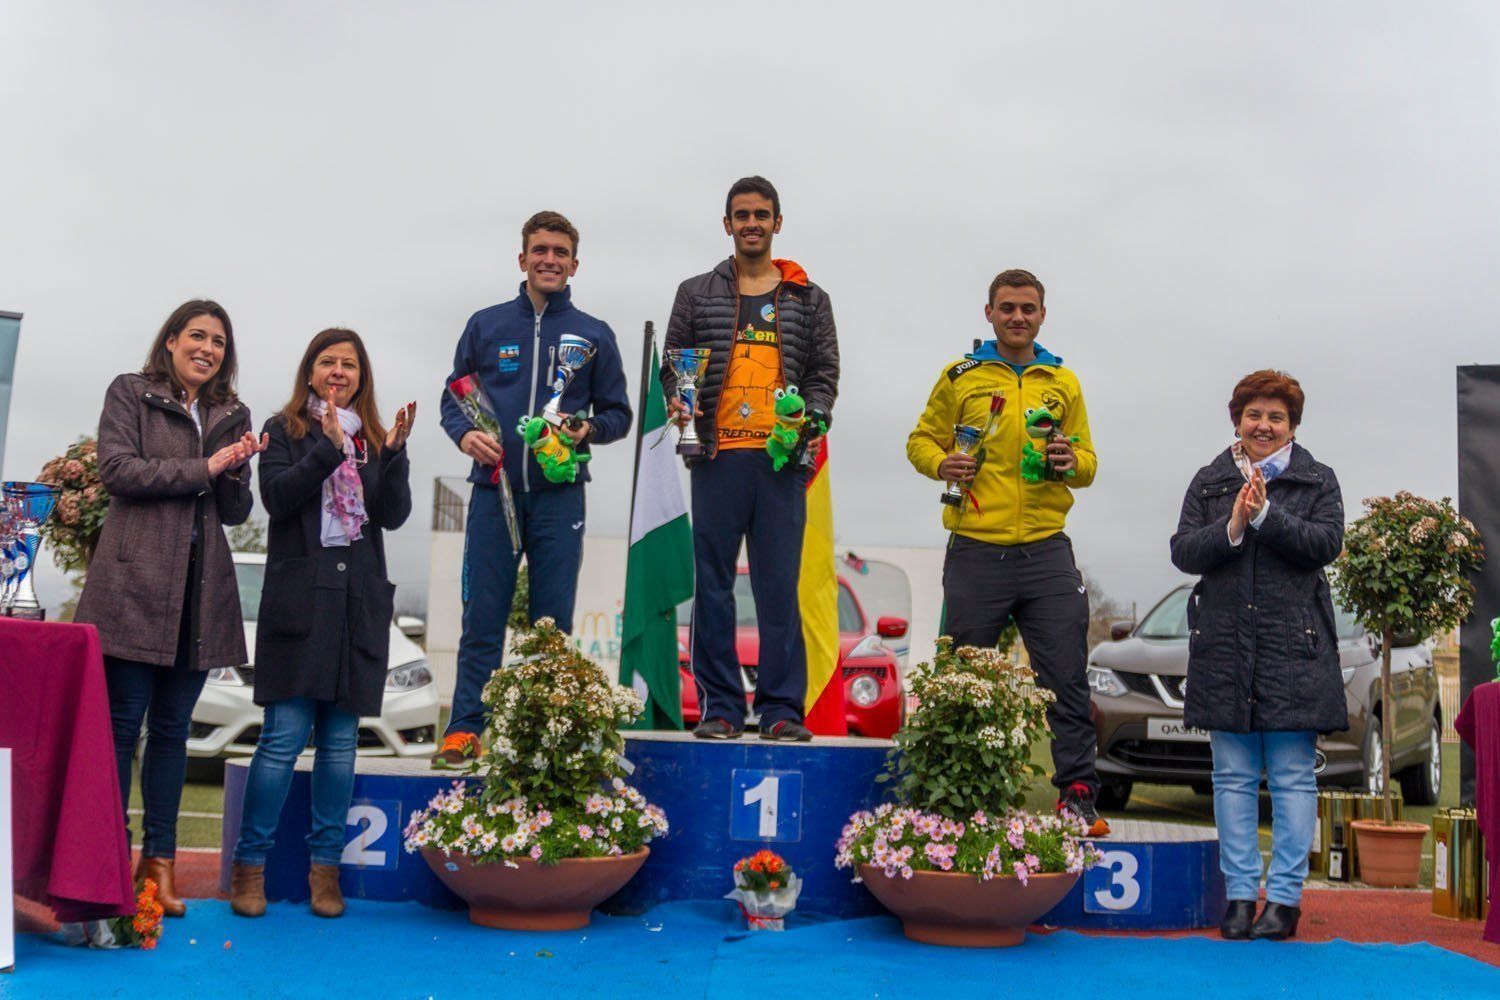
left=187, top=552, right=439, bottom=761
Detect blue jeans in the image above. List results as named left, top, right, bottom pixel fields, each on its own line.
left=1209, top=729, right=1318, bottom=906
left=233, top=698, right=359, bottom=867
left=104, top=657, right=208, bottom=857
left=447, top=483, right=585, bottom=736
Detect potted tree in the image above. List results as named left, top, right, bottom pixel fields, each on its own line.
left=835, top=640, right=1099, bottom=947
left=403, top=620, right=668, bottom=929
left=1333, top=492, right=1483, bottom=887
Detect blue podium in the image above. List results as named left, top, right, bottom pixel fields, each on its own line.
left=221, top=736, right=1224, bottom=930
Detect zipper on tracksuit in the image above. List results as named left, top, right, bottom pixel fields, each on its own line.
left=523, top=303, right=546, bottom=493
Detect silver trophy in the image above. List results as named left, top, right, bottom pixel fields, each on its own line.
left=540, top=333, right=597, bottom=427
left=940, top=425, right=983, bottom=507
left=2, top=481, right=61, bottom=619
left=665, top=348, right=712, bottom=456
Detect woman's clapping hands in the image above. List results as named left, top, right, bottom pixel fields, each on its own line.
left=208, top=431, right=269, bottom=477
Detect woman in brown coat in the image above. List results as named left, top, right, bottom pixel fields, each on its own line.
left=75, top=299, right=266, bottom=915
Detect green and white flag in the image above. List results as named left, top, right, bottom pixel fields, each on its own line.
left=620, top=331, right=694, bottom=729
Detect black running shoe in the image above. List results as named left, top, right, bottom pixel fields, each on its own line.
left=692, top=718, right=744, bottom=740
left=759, top=719, right=813, bottom=742
left=1057, top=782, right=1111, bottom=837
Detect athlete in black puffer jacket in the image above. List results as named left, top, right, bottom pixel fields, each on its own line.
left=662, top=256, right=839, bottom=462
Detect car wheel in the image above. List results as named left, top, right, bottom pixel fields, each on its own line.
left=1396, top=716, right=1442, bottom=806
left=1363, top=719, right=1387, bottom=796
left=1096, top=781, right=1132, bottom=811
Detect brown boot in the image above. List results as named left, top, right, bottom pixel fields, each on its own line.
left=136, top=856, right=187, bottom=917
left=308, top=864, right=345, bottom=918
left=230, top=862, right=266, bottom=917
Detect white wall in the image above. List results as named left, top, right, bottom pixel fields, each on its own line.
left=425, top=530, right=628, bottom=707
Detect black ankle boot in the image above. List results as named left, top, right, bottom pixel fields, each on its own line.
left=1249, top=901, right=1300, bottom=940
left=1219, top=899, right=1256, bottom=939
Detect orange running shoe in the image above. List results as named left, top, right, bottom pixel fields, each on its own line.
left=1058, top=782, right=1111, bottom=838
left=430, top=731, right=481, bottom=771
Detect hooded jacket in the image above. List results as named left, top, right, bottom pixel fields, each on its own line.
left=661, top=257, right=839, bottom=462
left=439, top=284, right=631, bottom=492
left=907, top=342, right=1097, bottom=546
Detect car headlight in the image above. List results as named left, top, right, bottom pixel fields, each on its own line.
left=1086, top=665, right=1127, bottom=698
left=849, top=674, right=882, bottom=707
left=678, top=639, right=689, bottom=659
left=386, top=659, right=433, bottom=691
left=846, top=635, right=887, bottom=660
left=207, top=666, right=247, bottom=686
left=1341, top=665, right=1356, bottom=686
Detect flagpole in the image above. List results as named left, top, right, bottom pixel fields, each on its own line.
left=626, top=321, right=654, bottom=577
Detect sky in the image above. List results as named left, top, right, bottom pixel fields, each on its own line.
left=3, top=1, right=1498, bottom=617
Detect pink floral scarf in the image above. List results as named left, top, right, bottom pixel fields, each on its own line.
left=307, top=398, right=368, bottom=547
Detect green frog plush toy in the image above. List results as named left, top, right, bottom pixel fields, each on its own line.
left=765, top=386, right=808, bottom=471
left=516, top=414, right=589, bottom=484
left=1020, top=406, right=1079, bottom=484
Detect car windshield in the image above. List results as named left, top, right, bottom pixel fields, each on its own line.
left=234, top=561, right=265, bottom=623
left=676, top=577, right=862, bottom=632
left=1138, top=585, right=1363, bottom=640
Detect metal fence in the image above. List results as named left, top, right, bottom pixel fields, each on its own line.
left=432, top=477, right=469, bottom=533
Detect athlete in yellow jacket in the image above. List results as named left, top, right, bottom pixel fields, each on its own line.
left=907, top=342, right=1096, bottom=546
left=906, top=268, right=1107, bottom=836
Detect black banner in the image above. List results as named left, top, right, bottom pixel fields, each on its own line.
left=1456, top=366, right=1500, bottom=803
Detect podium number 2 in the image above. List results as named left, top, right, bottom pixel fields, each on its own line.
left=743, top=776, right=780, bottom=837
left=343, top=802, right=392, bottom=868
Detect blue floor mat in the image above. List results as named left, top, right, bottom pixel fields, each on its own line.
left=4, top=900, right=1495, bottom=999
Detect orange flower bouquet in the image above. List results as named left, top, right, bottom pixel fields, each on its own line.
left=59, top=879, right=165, bottom=950
left=727, top=850, right=801, bottom=930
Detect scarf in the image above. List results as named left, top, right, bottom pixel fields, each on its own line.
left=1231, top=439, right=1293, bottom=484
left=307, top=398, right=368, bottom=547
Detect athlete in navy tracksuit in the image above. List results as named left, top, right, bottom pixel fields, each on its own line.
left=434, top=212, right=631, bottom=767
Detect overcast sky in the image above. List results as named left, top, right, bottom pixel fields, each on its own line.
left=3, top=1, right=1498, bottom=615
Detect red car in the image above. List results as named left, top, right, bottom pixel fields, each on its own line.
left=677, top=568, right=908, bottom=737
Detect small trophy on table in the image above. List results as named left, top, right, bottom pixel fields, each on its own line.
left=940, top=425, right=983, bottom=507
left=540, top=334, right=596, bottom=429
left=665, top=348, right=711, bottom=457
left=2, top=481, right=61, bottom=619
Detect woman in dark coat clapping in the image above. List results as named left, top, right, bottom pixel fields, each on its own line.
left=76, top=299, right=266, bottom=917
left=1169, top=370, right=1346, bottom=943
left=230, top=328, right=414, bottom=920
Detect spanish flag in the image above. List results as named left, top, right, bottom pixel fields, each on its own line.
left=800, top=443, right=846, bottom=735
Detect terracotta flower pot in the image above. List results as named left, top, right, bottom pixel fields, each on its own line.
left=857, top=865, right=1080, bottom=947
left=1349, top=819, right=1427, bottom=888
left=422, top=848, right=649, bottom=930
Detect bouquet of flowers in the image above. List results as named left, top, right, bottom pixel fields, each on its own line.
left=726, top=850, right=801, bottom=930
left=37, top=436, right=108, bottom=573
left=446, top=374, right=521, bottom=551
left=59, top=879, right=165, bottom=950
left=402, top=619, right=668, bottom=864
left=836, top=639, right=1100, bottom=883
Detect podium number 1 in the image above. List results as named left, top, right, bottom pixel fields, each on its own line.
left=743, top=776, right=780, bottom=837
left=730, top=769, right=802, bottom=842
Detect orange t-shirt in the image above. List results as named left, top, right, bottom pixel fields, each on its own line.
left=715, top=288, right=784, bottom=450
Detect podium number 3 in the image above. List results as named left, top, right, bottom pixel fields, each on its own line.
left=743, top=776, right=780, bottom=837
left=343, top=804, right=388, bottom=867
left=1092, top=849, right=1142, bottom=911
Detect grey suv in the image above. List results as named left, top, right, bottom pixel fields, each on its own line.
left=1086, top=584, right=1442, bottom=810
